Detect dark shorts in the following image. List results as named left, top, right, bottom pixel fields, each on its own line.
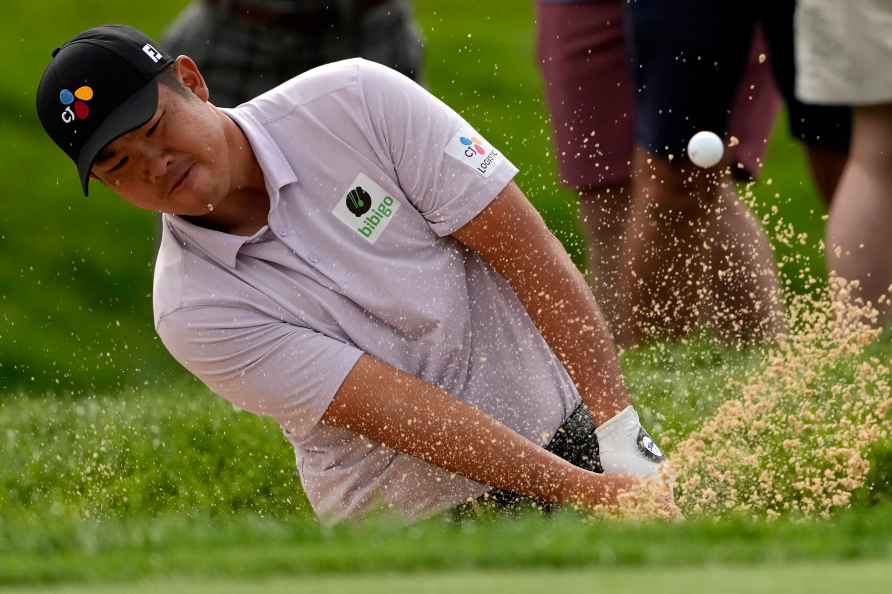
left=537, top=1, right=782, bottom=189
left=537, top=1, right=636, bottom=189
left=625, top=0, right=851, bottom=157
left=450, top=403, right=600, bottom=521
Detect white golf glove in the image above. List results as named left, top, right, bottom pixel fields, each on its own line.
left=595, top=405, right=666, bottom=477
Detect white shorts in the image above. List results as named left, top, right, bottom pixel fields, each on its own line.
left=796, top=0, right=892, bottom=105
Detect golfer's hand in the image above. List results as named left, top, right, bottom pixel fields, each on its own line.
left=569, top=474, right=681, bottom=521
left=596, top=406, right=667, bottom=477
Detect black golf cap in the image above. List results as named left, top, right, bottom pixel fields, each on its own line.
left=36, top=25, right=174, bottom=196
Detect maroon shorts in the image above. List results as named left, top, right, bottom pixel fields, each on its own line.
left=537, top=0, right=781, bottom=189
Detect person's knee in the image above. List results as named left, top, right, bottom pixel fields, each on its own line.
left=633, top=150, right=723, bottom=214
left=851, top=104, right=892, bottom=170
left=578, top=183, right=630, bottom=225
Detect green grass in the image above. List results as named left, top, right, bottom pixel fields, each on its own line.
left=1, top=0, right=828, bottom=394
left=0, top=381, right=312, bottom=521
left=3, top=562, right=892, bottom=594
left=2, top=504, right=892, bottom=586
left=1, top=337, right=890, bottom=585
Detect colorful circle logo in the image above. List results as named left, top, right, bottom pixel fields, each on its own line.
left=460, top=136, right=487, bottom=156
left=59, top=85, right=94, bottom=121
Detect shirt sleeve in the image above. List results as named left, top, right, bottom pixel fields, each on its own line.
left=157, top=306, right=364, bottom=440
left=357, top=59, right=520, bottom=237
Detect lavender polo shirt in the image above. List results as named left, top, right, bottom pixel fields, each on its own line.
left=153, top=59, right=581, bottom=524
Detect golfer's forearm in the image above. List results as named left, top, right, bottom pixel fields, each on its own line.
left=453, top=182, right=629, bottom=425
left=321, top=354, right=615, bottom=506
left=510, top=238, right=630, bottom=426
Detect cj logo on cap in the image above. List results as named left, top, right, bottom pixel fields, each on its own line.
left=59, top=86, right=93, bottom=124
left=142, top=43, right=163, bottom=63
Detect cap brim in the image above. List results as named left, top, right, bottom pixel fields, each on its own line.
left=77, top=79, right=159, bottom=196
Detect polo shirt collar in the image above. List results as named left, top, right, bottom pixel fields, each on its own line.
left=163, top=106, right=299, bottom=269
left=223, top=107, right=298, bottom=198
left=163, top=214, right=259, bottom=269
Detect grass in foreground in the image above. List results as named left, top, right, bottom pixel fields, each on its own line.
left=3, top=561, right=892, bottom=594
left=2, top=503, right=892, bottom=586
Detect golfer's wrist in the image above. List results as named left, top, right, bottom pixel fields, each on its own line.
left=557, top=469, right=636, bottom=509
left=553, top=466, right=608, bottom=507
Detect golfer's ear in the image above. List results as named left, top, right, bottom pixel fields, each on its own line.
left=175, top=55, right=210, bottom=102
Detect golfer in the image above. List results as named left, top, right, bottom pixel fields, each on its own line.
left=37, top=25, right=671, bottom=524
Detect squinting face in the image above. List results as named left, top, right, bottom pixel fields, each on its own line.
left=90, top=70, right=232, bottom=215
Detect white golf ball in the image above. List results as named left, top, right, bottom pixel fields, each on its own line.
left=687, top=131, right=724, bottom=168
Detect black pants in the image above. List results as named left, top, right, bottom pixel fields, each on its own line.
left=451, top=403, right=601, bottom=521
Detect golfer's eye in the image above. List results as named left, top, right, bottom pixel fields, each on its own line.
left=146, top=112, right=164, bottom=138
left=108, top=156, right=129, bottom=174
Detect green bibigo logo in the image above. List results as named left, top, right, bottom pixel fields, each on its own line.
left=334, top=174, right=401, bottom=244
left=355, top=195, right=396, bottom=238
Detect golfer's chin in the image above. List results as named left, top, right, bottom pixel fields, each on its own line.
left=175, top=198, right=221, bottom=217
left=171, top=180, right=225, bottom=216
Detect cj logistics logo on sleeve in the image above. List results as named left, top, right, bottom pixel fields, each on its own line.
left=445, top=130, right=501, bottom=177
left=332, top=173, right=401, bottom=244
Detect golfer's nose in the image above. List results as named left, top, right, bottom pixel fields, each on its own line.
left=145, top=149, right=173, bottom=183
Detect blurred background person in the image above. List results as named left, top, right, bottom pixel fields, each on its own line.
left=620, top=0, right=851, bottom=346
left=797, top=0, right=892, bottom=325
left=162, top=0, right=424, bottom=107
left=536, top=0, right=781, bottom=342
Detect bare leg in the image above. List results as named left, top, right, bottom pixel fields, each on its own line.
left=805, top=144, right=848, bottom=206
left=704, top=177, right=786, bottom=343
left=619, top=147, right=783, bottom=346
left=577, top=182, right=631, bottom=338
left=827, top=103, right=892, bottom=325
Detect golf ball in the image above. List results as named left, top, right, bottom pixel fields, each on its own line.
left=687, top=131, right=724, bottom=168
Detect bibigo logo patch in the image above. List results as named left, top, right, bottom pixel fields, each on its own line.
left=444, top=130, right=501, bottom=177
left=332, top=173, right=401, bottom=244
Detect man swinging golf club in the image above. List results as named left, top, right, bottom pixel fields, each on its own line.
left=37, top=25, right=673, bottom=524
